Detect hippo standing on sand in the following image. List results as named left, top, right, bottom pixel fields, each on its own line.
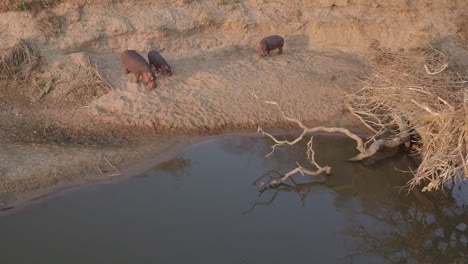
left=121, top=50, right=157, bottom=88
left=258, top=35, right=285, bottom=57
left=148, top=50, right=173, bottom=76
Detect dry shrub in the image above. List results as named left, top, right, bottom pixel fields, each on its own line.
left=57, top=56, right=112, bottom=103
left=347, top=44, right=467, bottom=191
left=0, top=0, right=60, bottom=12
left=34, top=76, right=55, bottom=100
left=0, top=39, right=40, bottom=81
left=36, top=10, right=61, bottom=38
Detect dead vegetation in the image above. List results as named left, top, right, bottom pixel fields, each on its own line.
left=183, top=0, right=200, bottom=4
left=257, top=44, right=467, bottom=192
left=0, top=39, right=40, bottom=82
left=56, top=56, right=113, bottom=103
left=97, top=155, right=121, bottom=177
left=349, top=44, right=467, bottom=191
left=0, top=40, right=112, bottom=104
left=0, top=0, right=59, bottom=12
left=254, top=135, right=331, bottom=191
left=158, top=25, right=171, bottom=37
left=36, top=10, right=61, bottom=38
left=33, top=76, right=55, bottom=100
left=203, top=16, right=218, bottom=28
left=218, top=0, right=240, bottom=5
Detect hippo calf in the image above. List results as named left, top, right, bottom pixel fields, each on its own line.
left=148, top=50, right=172, bottom=76
left=258, top=35, right=285, bottom=57
left=121, top=50, right=157, bottom=88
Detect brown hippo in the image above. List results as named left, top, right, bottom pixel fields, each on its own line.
left=148, top=50, right=172, bottom=76
left=121, top=50, right=156, bottom=88
left=258, top=35, right=285, bottom=57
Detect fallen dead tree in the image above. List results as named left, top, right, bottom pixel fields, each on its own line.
left=257, top=45, right=467, bottom=192
left=255, top=101, right=413, bottom=190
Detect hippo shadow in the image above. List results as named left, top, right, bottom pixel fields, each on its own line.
left=156, top=46, right=253, bottom=87
left=284, top=34, right=310, bottom=53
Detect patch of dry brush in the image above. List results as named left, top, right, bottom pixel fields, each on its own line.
left=0, top=39, right=40, bottom=82
left=347, top=45, right=467, bottom=191
left=36, top=10, right=61, bottom=38
left=57, top=56, right=113, bottom=102
left=0, top=0, right=58, bottom=12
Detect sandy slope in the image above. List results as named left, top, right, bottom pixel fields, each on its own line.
left=91, top=46, right=365, bottom=131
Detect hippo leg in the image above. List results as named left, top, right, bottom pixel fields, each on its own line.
left=278, top=46, right=283, bottom=54
left=133, top=73, right=141, bottom=83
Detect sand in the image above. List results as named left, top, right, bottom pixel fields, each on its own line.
left=91, top=47, right=366, bottom=131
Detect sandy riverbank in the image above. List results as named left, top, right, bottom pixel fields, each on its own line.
left=0, top=0, right=467, bottom=208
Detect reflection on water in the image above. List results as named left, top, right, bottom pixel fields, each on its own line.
left=0, top=135, right=466, bottom=264
left=150, top=157, right=192, bottom=179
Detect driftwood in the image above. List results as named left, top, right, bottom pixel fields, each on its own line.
left=256, top=101, right=409, bottom=189
left=256, top=136, right=331, bottom=190
left=259, top=101, right=409, bottom=162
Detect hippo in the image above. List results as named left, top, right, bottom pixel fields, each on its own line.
left=148, top=50, right=172, bottom=76
left=121, top=50, right=156, bottom=88
left=258, top=35, right=285, bottom=57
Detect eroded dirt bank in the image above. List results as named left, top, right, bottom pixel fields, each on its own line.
left=0, top=0, right=467, bottom=207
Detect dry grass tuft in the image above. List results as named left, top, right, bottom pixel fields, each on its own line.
left=218, top=0, right=240, bottom=5
left=0, top=39, right=40, bottom=81
left=0, top=0, right=60, bottom=12
left=347, top=43, right=468, bottom=191
left=158, top=24, right=171, bottom=37
left=34, top=76, right=55, bottom=100
left=183, top=0, right=199, bottom=4
left=36, top=10, right=61, bottom=38
left=204, top=16, right=217, bottom=28
left=58, top=56, right=113, bottom=103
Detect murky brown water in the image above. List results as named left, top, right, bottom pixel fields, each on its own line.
left=0, top=135, right=467, bottom=263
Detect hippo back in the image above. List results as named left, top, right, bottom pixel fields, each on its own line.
left=264, top=35, right=284, bottom=49
left=121, top=50, right=152, bottom=72
left=148, top=50, right=168, bottom=67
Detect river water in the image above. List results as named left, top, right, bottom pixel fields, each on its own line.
left=1, top=135, right=467, bottom=263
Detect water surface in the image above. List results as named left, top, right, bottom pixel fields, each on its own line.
left=1, top=135, right=467, bottom=263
